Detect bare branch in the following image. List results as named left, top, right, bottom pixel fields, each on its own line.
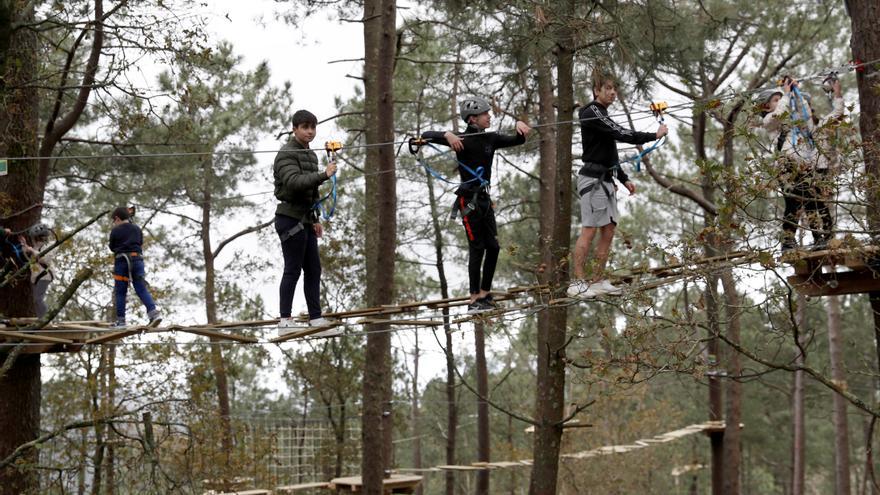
left=212, top=219, right=273, bottom=259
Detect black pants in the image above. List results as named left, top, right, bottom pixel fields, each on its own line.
left=781, top=168, right=833, bottom=246
left=458, top=193, right=500, bottom=295
left=276, top=214, right=322, bottom=319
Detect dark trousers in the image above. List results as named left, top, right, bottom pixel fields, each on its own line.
left=113, top=256, right=156, bottom=320
left=458, top=194, right=500, bottom=294
left=276, top=214, right=322, bottom=319
left=781, top=168, right=833, bottom=246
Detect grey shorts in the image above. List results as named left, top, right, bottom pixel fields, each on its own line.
left=577, top=175, right=618, bottom=227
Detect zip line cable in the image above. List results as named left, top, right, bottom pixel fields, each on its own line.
left=0, top=98, right=699, bottom=163
left=2, top=57, right=876, bottom=165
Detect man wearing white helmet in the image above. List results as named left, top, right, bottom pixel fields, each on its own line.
left=760, top=76, right=845, bottom=251
left=421, top=97, right=531, bottom=313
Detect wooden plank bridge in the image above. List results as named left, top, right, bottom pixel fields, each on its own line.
left=3, top=245, right=877, bottom=354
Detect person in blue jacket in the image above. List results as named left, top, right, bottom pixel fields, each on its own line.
left=109, top=206, right=161, bottom=327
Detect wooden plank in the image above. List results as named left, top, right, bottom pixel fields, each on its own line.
left=0, top=330, right=73, bottom=344
left=212, top=319, right=279, bottom=329
left=174, top=327, right=258, bottom=343
left=788, top=270, right=880, bottom=297
left=356, top=318, right=443, bottom=327
left=275, top=481, right=332, bottom=491
left=86, top=328, right=146, bottom=344
left=52, top=323, right=110, bottom=332
left=435, top=464, right=484, bottom=471
left=270, top=323, right=343, bottom=343
left=218, top=490, right=271, bottom=495
left=330, top=474, right=422, bottom=492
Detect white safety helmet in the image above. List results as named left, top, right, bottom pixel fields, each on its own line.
left=27, top=223, right=51, bottom=240
left=757, top=87, right=783, bottom=106
left=459, top=97, right=491, bottom=123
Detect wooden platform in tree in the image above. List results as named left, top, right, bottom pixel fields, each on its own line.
left=329, top=474, right=422, bottom=493
left=784, top=244, right=880, bottom=296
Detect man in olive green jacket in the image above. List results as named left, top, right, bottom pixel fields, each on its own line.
left=273, top=109, right=339, bottom=336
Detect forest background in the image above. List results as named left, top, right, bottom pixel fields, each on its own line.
left=1, top=0, right=880, bottom=494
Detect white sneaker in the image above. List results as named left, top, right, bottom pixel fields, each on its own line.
left=277, top=317, right=300, bottom=336
left=586, top=279, right=622, bottom=297
left=567, top=279, right=592, bottom=298
left=309, top=317, right=343, bottom=338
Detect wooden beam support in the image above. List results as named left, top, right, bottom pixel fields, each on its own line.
left=0, top=330, right=73, bottom=344
left=788, top=270, right=880, bottom=297
left=170, top=327, right=259, bottom=343
left=356, top=318, right=443, bottom=326
left=86, top=328, right=146, bottom=345
left=270, top=323, right=343, bottom=343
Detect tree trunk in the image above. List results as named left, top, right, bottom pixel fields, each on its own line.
left=411, top=332, right=422, bottom=495
left=720, top=272, right=742, bottom=495
left=475, top=322, right=490, bottom=494
left=0, top=2, right=41, bottom=492
left=846, top=0, right=880, bottom=234
left=827, top=295, right=852, bottom=495
left=360, top=0, right=397, bottom=491
left=425, top=167, right=458, bottom=495
left=696, top=103, right=725, bottom=495
left=791, top=295, right=807, bottom=495
left=424, top=163, right=458, bottom=495
left=200, top=158, right=234, bottom=468
left=529, top=26, right=572, bottom=495
left=103, top=345, right=117, bottom=495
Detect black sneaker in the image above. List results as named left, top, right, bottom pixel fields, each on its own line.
left=466, top=299, right=492, bottom=315
left=810, top=238, right=829, bottom=252
left=481, top=294, right=497, bottom=308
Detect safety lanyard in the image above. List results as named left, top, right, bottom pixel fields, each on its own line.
left=313, top=141, right=341, bottom=221
left=621, top=101, right=668, bottom=172
left=408, top=138, right=488, bottom=188
left=789, top=87, right=815, bottom=149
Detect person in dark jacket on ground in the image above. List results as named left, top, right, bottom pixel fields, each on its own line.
left=109, top=206, right=161, bottom=327
left=274, top=109, right=339, bottom=336
left=568, top=72, right=668, bottom=299
left=421, top=97, right=531, bottom=314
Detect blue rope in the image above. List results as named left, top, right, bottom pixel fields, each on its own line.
left=417, top=142, right=488, bottom=187
left=789, top=86, right=814, bottom=148
left=313, top=174, right=337, bottom=221
left=621, top=135, right=667, bottom=172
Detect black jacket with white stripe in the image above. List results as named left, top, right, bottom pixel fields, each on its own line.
left=578, top=100, right=657, bottom=183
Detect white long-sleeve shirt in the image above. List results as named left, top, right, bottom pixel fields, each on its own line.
left=762, top=92, right=845, bottom=171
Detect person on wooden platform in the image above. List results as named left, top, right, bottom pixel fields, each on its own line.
left=109, top=206, right=161, bottom=328
left=421, top=97, right=532, bottom=314
left=568, top=71, right=668, bottom=299
left=760, top=76, right=846, bottom=252
left=20, top=223, right=53, bottom=318
left=273, top=109, right=340, bottom=336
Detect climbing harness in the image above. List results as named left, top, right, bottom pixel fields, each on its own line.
left=313, top=141, right=341, bottom=221
left=407, top=137, right=490, bottom=219
left=407, top=137, right=488, bottom=188
left=621, top=101, right=668, bottom=172
left=113, top=252, right=143, bottom=286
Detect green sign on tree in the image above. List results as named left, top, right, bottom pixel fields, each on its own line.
left=0, top=159, right=6, bottom=176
